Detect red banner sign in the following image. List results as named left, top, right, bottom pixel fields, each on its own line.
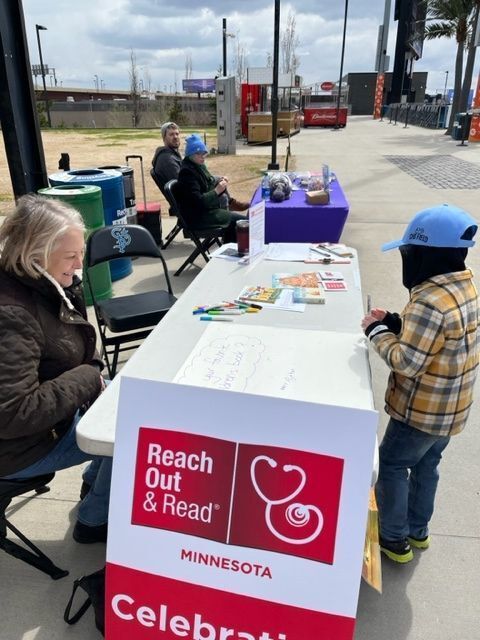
left=320, top=81, right=335, bottom=91
left=373, top=73, right=385, bottom=120
left=468, top=73, right=480, bottom=143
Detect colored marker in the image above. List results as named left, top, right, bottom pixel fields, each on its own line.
left=208, top=309, right=245, bottom=315
left=234, top=299, right=262, bottom=310
left=200, top=315, right=234, bottom=322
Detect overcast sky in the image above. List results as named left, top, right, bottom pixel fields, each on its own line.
left=22, top=0, right=477, bottom=97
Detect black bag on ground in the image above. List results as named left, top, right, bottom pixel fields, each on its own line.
left=64, top=567, right=105, bottom=636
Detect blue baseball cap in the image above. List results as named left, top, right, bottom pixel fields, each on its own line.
left=185, top=134, right=208, bottom=157
left=382, top=204, right=477, bottom=252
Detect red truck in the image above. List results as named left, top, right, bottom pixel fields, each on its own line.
left=303, top=107, right=347, bottom=128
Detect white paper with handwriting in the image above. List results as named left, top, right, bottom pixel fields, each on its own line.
left=173, top=324, right=373, bottom=410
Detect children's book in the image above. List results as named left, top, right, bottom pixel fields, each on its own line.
left=238, top=285, right=283, bottom=304
left=292, top=287, right=326, bottom=304
left=272, top=272, right=322, bottom=289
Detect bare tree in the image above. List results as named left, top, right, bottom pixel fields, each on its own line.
left=266, top=52, right=273, bottom=67
left=185, top=53, right=193, bottom=80
left=129, top=49, right=142, bottom=127
left=234, top=38, right=248, bottom=90
left=281, top=11, right=300, bottom=77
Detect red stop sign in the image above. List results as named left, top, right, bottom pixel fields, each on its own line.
left=320, top=81, right=335, bottom=91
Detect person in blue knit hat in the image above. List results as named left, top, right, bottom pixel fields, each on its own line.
left=175, top=134, right=249, bottom=241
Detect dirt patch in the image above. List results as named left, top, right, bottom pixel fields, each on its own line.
left=0, top=129, right=270, bottom=216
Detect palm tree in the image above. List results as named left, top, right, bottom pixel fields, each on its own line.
left=424, top=0, right=476, bottom=134
left=460, top=1, right=480, bottom=113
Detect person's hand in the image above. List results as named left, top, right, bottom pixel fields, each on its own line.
left=370, top=307, right=387, bottom=321
left=215, top=178, right=228, bottom=195
left=361, top=309, right=386, bottom=331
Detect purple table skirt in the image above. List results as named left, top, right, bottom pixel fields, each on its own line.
left=251, top=178, right=350, bottom=243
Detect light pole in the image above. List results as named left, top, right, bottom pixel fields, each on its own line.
left=268, top=0, right=280, bottom=170
left=333, top=0, right=349, bottom=130
left=35, top=24, right=51, bottom=127
left=94, top=74, right=99, bottom=92
left=222, top=18, right=235, bottom=76
left=443, top=71, right=449, bottom=103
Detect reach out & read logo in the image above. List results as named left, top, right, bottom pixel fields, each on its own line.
left=131, top=428, right=344, bottom=564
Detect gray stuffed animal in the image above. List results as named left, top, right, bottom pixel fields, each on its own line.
left=269, top=173, right=293, bottom=202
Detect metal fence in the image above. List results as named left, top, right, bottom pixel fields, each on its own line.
left=381, top=103, right=449, bottom=129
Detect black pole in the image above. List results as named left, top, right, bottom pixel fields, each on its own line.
left=222, top=18, right=227, bottom=77
left=268, top=0, right=280, bottom=170
left=333, top=0, right=349, bottom=130
left=0, top=1, right=48, bottom=197
left=35, top=24, right=51, bottom=127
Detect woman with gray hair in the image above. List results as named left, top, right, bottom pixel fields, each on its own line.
left=0, top=194, right=111, bottom=544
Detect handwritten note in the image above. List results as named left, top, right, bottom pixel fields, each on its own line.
left=173, top=324, right=373, bottom=410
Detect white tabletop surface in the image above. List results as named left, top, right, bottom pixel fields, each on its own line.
left=77, top=247, right=377, bottom=462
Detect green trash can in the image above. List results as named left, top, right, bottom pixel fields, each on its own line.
left=38, top=184, right=112, bottom=306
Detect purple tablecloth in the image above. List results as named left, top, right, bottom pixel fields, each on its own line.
left=251, top=178, right=350, bottom=243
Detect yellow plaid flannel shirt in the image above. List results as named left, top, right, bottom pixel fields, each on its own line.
left=370, top=269, right=479, bottom=436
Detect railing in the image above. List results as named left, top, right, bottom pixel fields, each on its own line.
left=381, top=103, right=448, bottom=129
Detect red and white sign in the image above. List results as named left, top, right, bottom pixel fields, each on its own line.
left=132, top=431, right=343, bottom=564
left=303, top=107, right=347, bottom=127
left=320, top=81, right=335, bottom=91
left=106, top=377, right=378, bottom=639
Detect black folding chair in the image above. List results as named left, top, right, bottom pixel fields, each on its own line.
left=150, top=167, right=183, bottom=249
left=163, top=179, right=224, bottom=277
left=85, top=225, right=177, bottom=378
left=0, top=473, right=69, bottom=580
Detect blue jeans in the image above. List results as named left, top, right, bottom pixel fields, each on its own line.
left=3, top=411, right=112, bottom=527
left=375, top=418, right=450, bottom=542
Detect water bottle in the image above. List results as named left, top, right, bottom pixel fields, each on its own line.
left=261, top=175, right=270, bottom=200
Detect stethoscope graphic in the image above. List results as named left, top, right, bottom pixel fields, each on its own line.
left=250, top=455, right=324, bottom=545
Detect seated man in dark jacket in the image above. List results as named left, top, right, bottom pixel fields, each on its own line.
left=176, top=134, right=249, bottom=242
left=151, top=121, right=183, bottom=202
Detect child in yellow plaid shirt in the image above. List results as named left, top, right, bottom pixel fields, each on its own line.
left=361, top=204, right=479, bottom=563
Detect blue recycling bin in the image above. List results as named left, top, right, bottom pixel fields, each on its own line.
left=49, top=168, right=133, bottom=281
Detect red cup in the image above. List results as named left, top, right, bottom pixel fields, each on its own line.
left=236, top=220, right=249, bottom=256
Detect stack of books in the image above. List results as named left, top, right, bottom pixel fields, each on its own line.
left=271, top=272, right=326, bottom=304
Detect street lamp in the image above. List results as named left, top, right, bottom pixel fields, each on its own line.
left=94, top=74, right=99, bottom=92
left=443, top=71, right=449, bottom=103
left=35, top=24, right=51, bottom=127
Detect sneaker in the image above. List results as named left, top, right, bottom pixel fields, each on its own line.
left=73, top=521, right=108, bottom=544
left=408, top=535, right=430, bottom=550
left=379, top=537, right=414, bottom=563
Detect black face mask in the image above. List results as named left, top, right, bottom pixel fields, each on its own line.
left=400, top=244, right=468, bottom=290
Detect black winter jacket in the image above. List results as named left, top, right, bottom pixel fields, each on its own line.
left=151, top=146, right=182, bottom=195
left=0, top=269, right=103, bottom=476
left=176, top=158, right=230, bottom=229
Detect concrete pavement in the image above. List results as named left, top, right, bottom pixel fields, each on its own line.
left=1, top=117, right=479, bottom=639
